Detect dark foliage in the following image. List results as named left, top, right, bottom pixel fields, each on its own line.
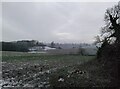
left=97, top=2, right=120, bottom=60
left=2, top=42, right=29, bottom=52
left=50, top=41, right=56, bottom=48
left=1, top=40, right=45, bottom=52
left=96, top=2, right=120, bottom=87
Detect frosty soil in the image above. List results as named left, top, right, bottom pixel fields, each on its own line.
left=1, top=52, right=95, bottom=88
left=2, top=61, right=59, bottom=88
left=1, top=60, right=83, bottom=88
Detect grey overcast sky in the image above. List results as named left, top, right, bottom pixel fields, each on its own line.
left=2, top=2, right=117, bottom=43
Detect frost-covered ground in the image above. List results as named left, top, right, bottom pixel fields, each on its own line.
left=2, top=61, right=52, bottom=88
left=2, top=61, right=70, bottom=88
left=1, top=52, right=94, bottom=88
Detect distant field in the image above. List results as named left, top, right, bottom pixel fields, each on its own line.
left=3, top=51, right=109, bottom=88
left=2, top=51, right=94, bottom=62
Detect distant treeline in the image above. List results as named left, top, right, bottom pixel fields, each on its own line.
left=1, top=40, right=45, bottom=52
left=1, top=40, right=92, bottom=52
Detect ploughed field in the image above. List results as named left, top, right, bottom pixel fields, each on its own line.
left=1, top=51, right=111, bottom=88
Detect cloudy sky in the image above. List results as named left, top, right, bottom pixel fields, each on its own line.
left=2, top=2, right=117, bottom=43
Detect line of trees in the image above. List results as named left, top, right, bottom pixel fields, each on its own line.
left=1, top=40, right=46, bottom=52
left=2, top=42, right=28, bottom=52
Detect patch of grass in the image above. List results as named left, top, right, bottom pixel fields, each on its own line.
left=2, top=51, right=94, bottom=62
